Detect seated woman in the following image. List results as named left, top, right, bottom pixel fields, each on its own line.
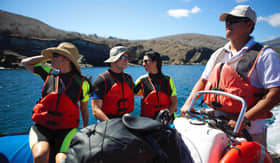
left=134, top=51, right=177, bottom=119
left=21, top=42, right=92, bottom=163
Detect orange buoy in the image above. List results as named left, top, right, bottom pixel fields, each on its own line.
left=220, top=141, right=272, bottom=163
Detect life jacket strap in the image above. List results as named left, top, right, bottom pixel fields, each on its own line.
left=48, top=111, right=62, bottom=116
left=154, top=105, right=163, bottom=108
left=46, top=120, right=57, bottom=126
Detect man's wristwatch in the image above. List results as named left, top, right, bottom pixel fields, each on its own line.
left=243, top=116, right=251, bottom=126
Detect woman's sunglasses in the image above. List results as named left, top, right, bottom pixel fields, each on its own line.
left=52, top=53, right=61, bottom=58
left=143, top=59, right=152, bottom=63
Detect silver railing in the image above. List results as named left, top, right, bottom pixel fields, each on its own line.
left=187, top=90, right=247, bottom=135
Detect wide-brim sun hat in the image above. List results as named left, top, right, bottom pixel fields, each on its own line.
left=41, top=42, right=81, bottom=74
left=219, top=5, right=256, bottom=23
left=104, top=46, right=128, bottom=63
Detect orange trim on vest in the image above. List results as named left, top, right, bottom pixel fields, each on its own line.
left=101, top=71, right=134, bottom=116
left=32, top=73, right=82, bottom=130
left=141, top=76, right=171, bottom=118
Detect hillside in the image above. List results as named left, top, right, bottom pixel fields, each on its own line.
left=0, top=10, right=89, bottom=40
left=140, top=34, right=227, bottom=64
left=0, top=10, right=279, bottom=68
left=264, top=38, right=280, bottom=49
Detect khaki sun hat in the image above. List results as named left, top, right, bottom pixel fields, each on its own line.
left=219, top=5, right=256, bottom=23
left=104, top=46, right=128, bottom=63
left=41, top=42, right=81, bottom=74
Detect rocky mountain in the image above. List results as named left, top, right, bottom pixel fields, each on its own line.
left=0, top=10, right=279, bottom=69
left=0, top=10, right=112, bottom=68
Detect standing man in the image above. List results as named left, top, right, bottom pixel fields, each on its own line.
left=21, top=42, right=92, bottom=163
left=91, top=46, right=134, bottom=122
left=181, top=5, right=280, bottom=147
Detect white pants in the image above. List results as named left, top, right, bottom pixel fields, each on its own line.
left=213, top=110, right=267, bottom=146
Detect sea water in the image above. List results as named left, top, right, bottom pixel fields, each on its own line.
left=0, top=65, right=279, bottom=153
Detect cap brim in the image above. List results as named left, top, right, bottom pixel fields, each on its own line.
left=104, top=51, right=126, bottom=63
left=219, top=13, right=231, bottom=21
left=41, top=47, right=67, bottom=58
left=219, top=12, right=250, bottom=22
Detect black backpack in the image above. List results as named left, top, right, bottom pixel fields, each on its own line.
left=63, top=114, right=193, bottom=163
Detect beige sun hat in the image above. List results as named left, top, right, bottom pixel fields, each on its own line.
left=104, top=46, right=128, bottom=63
left=219, top=5, right=256, bottom=23
left=41, top=42, right=81, bottom=74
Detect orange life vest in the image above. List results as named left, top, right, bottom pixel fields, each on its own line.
left=32, top=71, right=84, bottom=130
left=100, top=71, right=134, bottom=117
left=204, top=43, right=272, bottom=119
left=140, top=75, right=171, bottom=118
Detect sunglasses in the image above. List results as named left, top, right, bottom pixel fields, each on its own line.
left=226, top=16, right=251, bottom=24
left=52, top=53, right=61, bottom=58
left=119, top=55, right=128, bottom=60
left=143, top=59, right=152, bottom=63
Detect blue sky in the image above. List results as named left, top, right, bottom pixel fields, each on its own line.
left=1, top=0, right=279, bottom=42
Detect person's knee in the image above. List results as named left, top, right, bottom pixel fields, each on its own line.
left=32, top=142, right=50, bottom=162
left=56, top=152, right=67, bottom=163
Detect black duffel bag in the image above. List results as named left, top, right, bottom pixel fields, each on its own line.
left=63, top=113, right=193, bottom=163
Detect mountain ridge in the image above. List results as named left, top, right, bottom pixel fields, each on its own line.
left=0, top=10, right=279, bottom=68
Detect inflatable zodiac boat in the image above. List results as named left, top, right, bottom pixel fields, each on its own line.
left=0, top=90, right=278, bottom=163
left=174, top=90, right=273, bottom=163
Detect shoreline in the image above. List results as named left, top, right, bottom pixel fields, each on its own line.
left=0, top=63, right=206, bottom=70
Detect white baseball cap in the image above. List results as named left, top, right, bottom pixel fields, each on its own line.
left=219, top=5, right=256, bottom=23
left=104, top=46, right=128, bottom=63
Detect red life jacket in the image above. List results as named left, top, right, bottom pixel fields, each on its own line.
left=100, top=71, right=134, bottom=117
left=204, top=43, right=272, bottom=119
left=32, top=70, right=84, bottom=130
left=140, top=75, right=171, bottom=118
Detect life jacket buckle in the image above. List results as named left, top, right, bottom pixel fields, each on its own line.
left=211, top=101, right=222, bottom=108
left=117, top=99, right=127, bottom=108
left=154, top=105, right=163, bottom=108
